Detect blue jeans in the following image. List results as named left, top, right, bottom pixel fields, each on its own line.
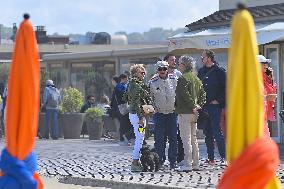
left=153, top=112, right=178, bottom=165
left=45, top=109, right=59, bottom=138
left=203, top=104, right=225, bottom=160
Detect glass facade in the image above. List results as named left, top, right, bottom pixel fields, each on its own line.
left=48, top=60, right=113, bottom=101
left=49, top=62, right=69, bottom=91
left=70, top=60, right=115, bottom=99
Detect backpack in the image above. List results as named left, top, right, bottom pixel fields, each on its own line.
left=47, top=87, right=60, bottom=108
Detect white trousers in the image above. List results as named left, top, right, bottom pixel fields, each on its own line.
left=178, top=114, right=199, bottom=167
left=129, top=113, right=145, bottom=160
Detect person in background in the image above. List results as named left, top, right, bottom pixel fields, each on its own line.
left=115, top=74, right=134, bottom=146
left=164, top=53, right=184, bottom=164
left=80, top=95, right=96, bottom=113
left=175, top=55, right=206, bottom=172
left=149, top=60, right=178, bottom=169
left=110, top=76, right=121, bottom=141
left=80, top=94, right=96, bottom=138
left=198, top=49, right=226, bottom=166
left=126, top=64, right=152, bottom=172
left=0, top=85, right=7, bottom=138
left=43, top=80, right=61, bottom=140
left=257, top=55, right=277, bottom=137
left=164, top=53, right=182, bottom=78
left=97, top=95, right=111, bottom=115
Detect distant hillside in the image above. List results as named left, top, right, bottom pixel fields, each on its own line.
left=115, top=27, right=185, bottom=44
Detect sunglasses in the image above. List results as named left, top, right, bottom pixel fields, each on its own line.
left=157, top=67, right=168, bottom=71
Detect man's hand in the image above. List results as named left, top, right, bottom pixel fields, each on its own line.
left=210, top=100, right=219, bottom=104
left=193, top=105, right=201, bottom=114
left=139, top=119, right=144, bottom=126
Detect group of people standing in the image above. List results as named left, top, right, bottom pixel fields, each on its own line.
left=125, top=49, right=227, bottom=172
left=33, top=49, right=278, bottom=174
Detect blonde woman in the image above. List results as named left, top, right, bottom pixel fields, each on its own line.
left=125, top=64, right=152, bottom=172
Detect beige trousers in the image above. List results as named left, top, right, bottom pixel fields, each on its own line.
left=178, top=114, right=199, bottom=167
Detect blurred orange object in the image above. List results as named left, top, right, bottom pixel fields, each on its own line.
left=1, top=14, right=43, bottom=189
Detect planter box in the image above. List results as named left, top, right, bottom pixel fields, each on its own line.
left=86, top=118, right=103, bottom=140
left=102, top=115, right=116, bottom=132
left=38, top=113, right=63, bottom=138
left=61, top=113, right=84, bottom=139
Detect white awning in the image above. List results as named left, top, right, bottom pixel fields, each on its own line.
left=168, top=22, right=284, bottom=51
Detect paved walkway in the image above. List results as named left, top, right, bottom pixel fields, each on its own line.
left=0, top=138, right=284, bottom=188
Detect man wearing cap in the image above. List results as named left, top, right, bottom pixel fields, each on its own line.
left=257, top=55, right=277, bottom=137
left=148, top=60, right=178, bottom=169
left=43, top=79, right=61, bottom=140
left=175, top=55, right=206, bottom=171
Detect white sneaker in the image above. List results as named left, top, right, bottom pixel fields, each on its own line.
left=118, top=141, right=128, bottom=146
left=177, top=160, right=185, bottom=166
left=129, top=139, right=135, bottom=146
left=192, top=165, right=202, bottom=171
left=176, top=165, right=192, bottom=172
left=122, top=134, right=129, bottom=143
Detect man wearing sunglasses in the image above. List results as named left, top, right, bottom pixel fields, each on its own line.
left=148, top=60, right=178, bottom=170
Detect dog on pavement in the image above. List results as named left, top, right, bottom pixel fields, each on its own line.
left=140, top=146, right=160, bottom=172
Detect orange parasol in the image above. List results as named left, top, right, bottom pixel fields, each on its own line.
left=0, top=14, right=43, bottom=189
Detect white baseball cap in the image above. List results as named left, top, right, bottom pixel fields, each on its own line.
left=46, top=79, right=54, bottom=85
left=155, top=61, right=169, bottom=69
left=257, top=55, right=271, bottom=64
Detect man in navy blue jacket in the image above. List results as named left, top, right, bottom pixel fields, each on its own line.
left=198, top=49, right=226, bottom=166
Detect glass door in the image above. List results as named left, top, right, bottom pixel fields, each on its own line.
left=264, top=44, right=281, bottom=143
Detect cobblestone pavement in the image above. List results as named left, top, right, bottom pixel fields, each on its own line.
left=0, top=138, right=284, bottom=188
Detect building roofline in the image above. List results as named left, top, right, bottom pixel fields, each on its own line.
left=42, top=46, right=168, bottom=61
left=185, top=3, right=284, bottom=32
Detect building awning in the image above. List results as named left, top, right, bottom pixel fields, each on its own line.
left=168, top=22, right=284, bottom=51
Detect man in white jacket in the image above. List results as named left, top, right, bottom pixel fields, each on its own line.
left=149, top=61, right=178, bottom=169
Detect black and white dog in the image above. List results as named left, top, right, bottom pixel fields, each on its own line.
left=140, top=146, right=160, bottom=172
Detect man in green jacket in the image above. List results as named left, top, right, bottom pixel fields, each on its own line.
left=175, top=55, right=206, bottom=172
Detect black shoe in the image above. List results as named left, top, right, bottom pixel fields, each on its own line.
left=170, top=163, right=178, bottom=170
left=38, top=133, right=42, bottom=139
left=44, top=136, right=49, bottom=139
left=52, top=137, right=58, bottom=140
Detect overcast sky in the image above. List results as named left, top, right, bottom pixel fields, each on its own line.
left=1, top=0, right=219, bottom=35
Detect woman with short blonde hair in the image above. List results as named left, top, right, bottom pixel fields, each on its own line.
left=130, top=64, right=145, bottom=77
left=126, top=64, right=152, bottom=172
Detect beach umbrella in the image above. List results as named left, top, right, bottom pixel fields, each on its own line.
left=0, top=14, right=43, bottom=189
left=217, top=4, right=281, bottom=189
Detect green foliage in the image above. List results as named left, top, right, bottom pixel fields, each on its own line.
left=83, top=69, right=110, bottom=98
left=61, top=87, right=84, bottom=113
left=121, top=27, right=185, bottom=44
left=85, top=107, right=104, bottom=122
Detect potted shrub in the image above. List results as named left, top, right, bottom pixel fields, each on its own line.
left=61, top=87, right=84, bottom=139
left=85, top=107, right=104, bottom=140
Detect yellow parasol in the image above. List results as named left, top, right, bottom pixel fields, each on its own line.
left=217, top=4, right=281, bottom=189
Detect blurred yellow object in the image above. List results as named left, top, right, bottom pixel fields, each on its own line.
left=226, top=8, right=281, bottom=189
